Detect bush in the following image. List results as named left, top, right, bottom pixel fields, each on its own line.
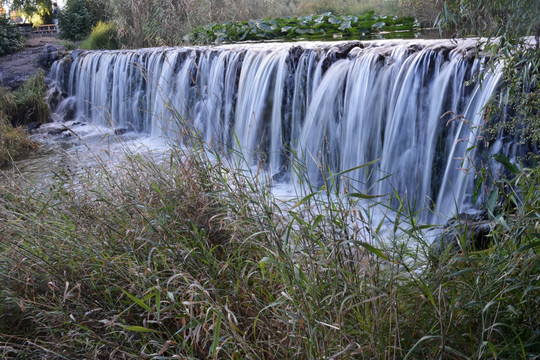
left=57, top=0, right=95, bottom=41
left=0, top=16, right=24, bottom=56
left=81, top=21, right=119, bottom=49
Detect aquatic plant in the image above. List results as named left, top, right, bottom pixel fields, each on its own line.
left=187, top=11, right=420, bottom=44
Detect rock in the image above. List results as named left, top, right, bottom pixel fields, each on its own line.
left=114, top=128, right=129, bottom=135
left=321, top=41, right=363, bottom=72
left=25, top=122, right=42, bottom=132
left=271, top=165, right=290, bottom=184
left=48, top=127, right=70, bottom=135
left=38, top=44, right=66, bottom=68
left=0, top=42, right=67, bottom=90
left=71, top=50, right=82, bottom=61
left=431, top=211, right=492, bottom=260
left=45, top=84, right=64, bottom=111
left=52, top=97, right=77, bottom=121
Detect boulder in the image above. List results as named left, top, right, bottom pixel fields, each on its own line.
left=114, top=128, right=129, bottom=135
left=38, top=44, right=66, bottom=68
left=271, top=165, right=290, bottom=184
left=431, top=211, right=492, bottom=259
left=48, top=127, right=70, bottom=135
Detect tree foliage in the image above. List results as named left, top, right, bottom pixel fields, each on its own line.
left=57, top=0, right=94, bottom=40
left=438, top=0, right=540, bottom=38
left=1, top=0, right=53, bottom=23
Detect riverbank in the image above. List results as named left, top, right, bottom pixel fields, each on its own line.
left=0, top=36, right=66, bottom=165
left=0, top=36, right=65, bottom=90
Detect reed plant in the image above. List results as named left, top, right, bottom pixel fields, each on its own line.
left=0, top=107, right=538, bottom=358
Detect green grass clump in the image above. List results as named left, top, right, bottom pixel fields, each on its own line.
left=57, top=39, right=79, bottom=50
left=0, top=117, right=538, bottom=358
left=0, top=71, right=49, bottom=126
left=81, top=21, right=119, bottom=50
left=0, top=116, right=38, bottom=165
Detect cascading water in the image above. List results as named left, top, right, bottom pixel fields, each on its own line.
left=49, top=39, right=505, bottom=221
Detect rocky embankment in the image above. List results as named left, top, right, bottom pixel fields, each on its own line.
left=0, top=36, right=66, bottom=90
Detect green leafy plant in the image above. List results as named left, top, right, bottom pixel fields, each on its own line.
left=81, top=21, right=119, bottom=49
left=0, top=15, right=24, bottom=56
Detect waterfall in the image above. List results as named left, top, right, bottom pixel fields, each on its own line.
left=50, top=39, right=504, bottom=220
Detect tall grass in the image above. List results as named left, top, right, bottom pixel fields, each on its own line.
left=0, top=110, right=538, bottom=358
left=0, top=72, right=46, bottom=165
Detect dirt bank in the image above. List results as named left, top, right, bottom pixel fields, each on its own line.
left=0, top=36, right=66, bottom=89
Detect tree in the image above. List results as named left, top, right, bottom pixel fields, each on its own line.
left=1, top=0, right=53, bottom=24
left=57, top=0, right=94, bottom=40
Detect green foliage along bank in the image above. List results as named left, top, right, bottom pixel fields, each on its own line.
left=0, top=117, right=38, bottom=165
left=187, top=11, right=420, bottom=44
left=0, top=71, right=49, bottom=126
left=438, top=0, right=540, bottom=153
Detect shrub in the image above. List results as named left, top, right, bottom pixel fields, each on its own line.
left=81, top=21, right=119, bottom=49
left=0, top=15, right=24, bottom=56
left=57, top=0, right=95, bottom=41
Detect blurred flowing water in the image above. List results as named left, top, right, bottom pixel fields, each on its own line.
left=42, top=38, right=519, bottom=221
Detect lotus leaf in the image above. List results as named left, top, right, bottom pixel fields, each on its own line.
left=328, top=16, right=341, bottom=25
left=339, top=20, right=352, bottom=31
left=187, top=11, right=420, bottom=44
